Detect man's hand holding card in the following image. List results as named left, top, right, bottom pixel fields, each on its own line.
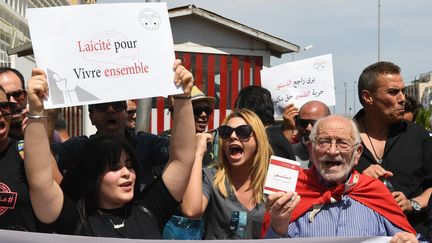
left=264, top=156, right=302, bottom=236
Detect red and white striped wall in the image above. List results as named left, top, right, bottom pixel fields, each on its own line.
left=150, top=52, right=263, bottom=135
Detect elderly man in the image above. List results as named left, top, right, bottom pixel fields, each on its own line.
left=291, top=101, right=330, bottom=168
left=0, top=67, right=28, bottom=139
left=263, top=115, right=418, bottom=242
left=354, top=61, right=432, bottom=235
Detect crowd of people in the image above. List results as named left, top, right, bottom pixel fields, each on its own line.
left=0, top=60, right=430, bottom=243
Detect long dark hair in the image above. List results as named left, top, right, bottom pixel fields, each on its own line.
left=60, top=134, right=139, bottom=214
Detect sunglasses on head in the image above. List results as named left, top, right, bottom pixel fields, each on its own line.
left=297, top=118, right=317, bottom=128
left=218, top=124, right=253, bottom=140
left=6, top=90, right=26, bottom=103
left=193, top=106, right=213, bottom=116
left=0, top=102, right=12, bottom=116
left=92, top=102, right=126, bottom=112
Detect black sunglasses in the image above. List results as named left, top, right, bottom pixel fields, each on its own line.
left=0, top=102, right=12, bottom=116
left=92, top=102, right=126, bottom=112
left=297, top=118, right=317, bottom=128
left=6, top=90, right=26, bottom=103
left=218, top=125, right=253, bottom=140
left=193, top=106, right=213, bottom=116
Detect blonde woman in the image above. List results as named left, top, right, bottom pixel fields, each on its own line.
left=181, top=108, right=273, bottom=239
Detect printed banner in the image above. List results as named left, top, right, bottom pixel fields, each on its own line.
left=27, top=3, right=179, bottom=108
left=261, top=54, right=336, bottom=117
left=0, top=229, right=391, bottom=243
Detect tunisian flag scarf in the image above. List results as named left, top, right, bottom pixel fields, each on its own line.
left=261, top=167, right=416, bottom=238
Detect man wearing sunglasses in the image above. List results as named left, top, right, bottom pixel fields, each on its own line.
left=190, top=86, right=215, bottom=134
left=161, top=86, right=215, bottom=166
left=53, top=100, right=170, bottom=189
left=292, top=101, right=330, bottom=168
left=53, top=60, right=194, bottom=189
left=0, top=67, right=28, bottom=140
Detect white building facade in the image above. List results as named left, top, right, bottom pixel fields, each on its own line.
left=1, top=0, right=69, bottom=75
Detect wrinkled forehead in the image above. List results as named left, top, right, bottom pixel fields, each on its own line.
left=316, top=119, right=354, bottom=141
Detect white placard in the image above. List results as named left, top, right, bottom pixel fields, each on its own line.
left=264, top=155, right=301, bottom=195
left=27, top=3, right=180, bottom=108
left=261, top=54, right=336, bottom=117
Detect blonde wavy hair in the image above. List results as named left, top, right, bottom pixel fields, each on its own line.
left=212, top=108, right=273, bottom=205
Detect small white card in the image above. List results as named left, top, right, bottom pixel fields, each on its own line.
left=264, top=155, right=301, bottom=194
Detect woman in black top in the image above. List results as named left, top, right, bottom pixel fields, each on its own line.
left=23, top=60, right=196, bottom=239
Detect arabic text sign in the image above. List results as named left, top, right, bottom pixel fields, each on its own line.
left=27, top=3, right=179, bottom=109
left=261, top=54, right=335, bottom=117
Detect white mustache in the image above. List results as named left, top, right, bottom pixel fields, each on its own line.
left=318, top=155, right=344, bottom=163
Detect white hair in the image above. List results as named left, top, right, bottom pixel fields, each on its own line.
left=309, top=115, right=361, bottom=144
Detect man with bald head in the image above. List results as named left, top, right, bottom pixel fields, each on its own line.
left=292, top=100, right=330, bottom=168
left=263, top=115, right=419, bottom=242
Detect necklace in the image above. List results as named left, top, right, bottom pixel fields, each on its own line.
left=361, top=117, right=383, bottom=164
left=98, top=207, right=128, bottom=229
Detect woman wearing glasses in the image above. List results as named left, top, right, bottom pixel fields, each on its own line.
left=181, top=108, right=273, bottom=239
left=23, top=60, right=196, bottom=239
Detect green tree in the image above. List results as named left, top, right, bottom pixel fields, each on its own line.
left=415, top=107, right=431, bottom=130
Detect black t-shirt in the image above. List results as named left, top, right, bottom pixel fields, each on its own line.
left=354, top=109, right=432, bottom=236
left=49, top=178, right=178, bottom=239
left=52, top=130, right=170, bottom=189
left=0, top=139, right=38, bottom=231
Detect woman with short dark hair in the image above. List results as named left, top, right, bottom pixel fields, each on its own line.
left=23, top=60, right=196, bottom=239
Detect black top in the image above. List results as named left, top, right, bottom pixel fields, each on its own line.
left=354, top=109, right=432, bottom=235
left=0, top=140, right=38, bottom=231
left=427, top=195, right=432, bottom=241
left=52, top=130, right=170, bottom=188
left=49, top=178, right=178, bottom=239
left=266, top=124, right=295, bottom=160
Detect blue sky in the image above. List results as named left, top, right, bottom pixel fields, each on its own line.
left=98, top=0, right=432, bottom=115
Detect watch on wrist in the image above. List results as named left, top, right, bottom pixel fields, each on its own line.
left=410, top=199, right=421, bottom=212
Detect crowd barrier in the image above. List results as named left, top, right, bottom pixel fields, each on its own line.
left=0, top=229, right=391, bottom=243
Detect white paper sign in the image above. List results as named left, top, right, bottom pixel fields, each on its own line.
left=264, top=155, right=301, bottom=194
left=27, top=3, right=180, bottom=108
left=261, top=54, right=336, bottom=117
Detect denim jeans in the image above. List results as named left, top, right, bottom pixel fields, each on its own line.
left=162, top=215, right=204, bottom=240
